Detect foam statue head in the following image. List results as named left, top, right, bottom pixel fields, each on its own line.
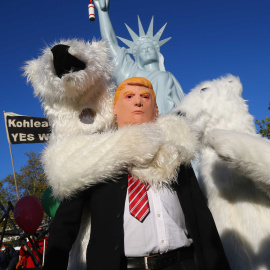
left=113, top=77, right=159, bottom=127
left=117, top=16, right=171, bottom=71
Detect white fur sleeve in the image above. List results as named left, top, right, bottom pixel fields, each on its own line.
left=157, top=114, right=198, bottom=163
left=43, top=123, right=164, bottom=199
left=130, top=114, right=198, bottom=187
left=206, top=129, right=270, bottom=196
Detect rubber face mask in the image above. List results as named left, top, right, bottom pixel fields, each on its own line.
left=113, top=85, right=158, bottom=128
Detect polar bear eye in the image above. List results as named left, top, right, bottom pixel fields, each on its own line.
left=79, top=108, right=96, bottom=124
left=200, top=87, right=208, bottom=92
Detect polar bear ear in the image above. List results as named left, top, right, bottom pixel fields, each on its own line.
left=23, top=58, right=40, bottom=84
left=23, top=57, right=48, bottom=99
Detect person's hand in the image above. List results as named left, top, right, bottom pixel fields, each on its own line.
left=93, top=0, right=109, bottom=12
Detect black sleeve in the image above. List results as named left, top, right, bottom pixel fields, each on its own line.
left=43, top=190, right=90, bottom=270
left=6, top=248, right=19, bottom=270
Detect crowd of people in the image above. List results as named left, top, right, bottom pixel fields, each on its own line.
left=0, top=237, right=48, bottom=270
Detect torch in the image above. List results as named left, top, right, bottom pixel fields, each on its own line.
left=88, top=0, right=95, bottom=21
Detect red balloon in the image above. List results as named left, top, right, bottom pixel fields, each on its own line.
left=14, top=196, right=44, bottom=234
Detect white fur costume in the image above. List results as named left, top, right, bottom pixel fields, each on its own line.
left=207, top=130, right=270, bottom=197
left=175, top=74, right=270, bottom=270
left=24, top=39, right=198, bottom=270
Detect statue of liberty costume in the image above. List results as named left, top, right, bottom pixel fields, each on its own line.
left=94, top=0, right=185, bottom=115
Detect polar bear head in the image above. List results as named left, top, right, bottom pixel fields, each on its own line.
left=175, top=74, right=256, bottom=141
left=24, top=39, right=116, bottom=138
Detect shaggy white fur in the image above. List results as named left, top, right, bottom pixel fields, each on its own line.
left=42, top=114, right=198, bottom=198
left=130, top=115, right=198, bottom=186
left=207, top=129, right=270, bottom=197
left=175, top=74, right=270, bottom=270
left=24, top=39, right=198, bottom=270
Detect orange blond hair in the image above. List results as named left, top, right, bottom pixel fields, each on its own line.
left=114, top=77, right=157, bottom=105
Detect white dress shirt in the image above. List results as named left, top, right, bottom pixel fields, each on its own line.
left=124, top=186, right=193, bottom=257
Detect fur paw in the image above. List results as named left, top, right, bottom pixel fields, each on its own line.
left=130, top=142, right=180, bottom=186
left=205, top=129, right=237, bottom=161
left=118, top=123, right=164, bottom=167
left=157, top=114, right=198, bottom=163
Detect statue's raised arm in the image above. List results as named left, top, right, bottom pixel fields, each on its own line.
left=94, top=0, right=185, bottom=114
left=93, top=0, right=120, bottom=60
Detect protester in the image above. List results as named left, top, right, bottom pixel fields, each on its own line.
left=44, top=77, right=230, bottom=270
left=16, top=238, right=48, bottom=269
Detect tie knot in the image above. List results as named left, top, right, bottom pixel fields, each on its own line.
left=128, top=175, right=150, bottom=190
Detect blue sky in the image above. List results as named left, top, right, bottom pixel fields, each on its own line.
left=0, top=0, right=269, bottom=182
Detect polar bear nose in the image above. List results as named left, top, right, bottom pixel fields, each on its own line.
left=79, top=108, right=96, bottom=124
left=51, top=44, right=86, bottom=78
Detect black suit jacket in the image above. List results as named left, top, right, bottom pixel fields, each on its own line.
left=44, top=165, right=230, bottom=270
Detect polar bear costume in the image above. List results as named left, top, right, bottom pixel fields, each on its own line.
left=207, top=130, right=270, bottom=197
left=175, top=74, right=270, bottom=270
left=24, top=39, right=198, bottom=269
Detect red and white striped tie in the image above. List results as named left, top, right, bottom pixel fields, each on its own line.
left=128, top=174, right=150, bottom=222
